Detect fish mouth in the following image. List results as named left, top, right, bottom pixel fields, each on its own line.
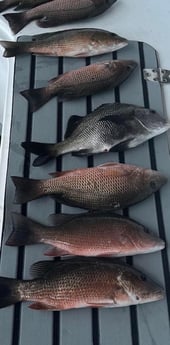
left=140, top=288, right=164, bottom=303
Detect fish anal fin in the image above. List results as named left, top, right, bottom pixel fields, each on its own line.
left=44, top=246, right=70, bottom=257
left=110, top=138, right=134, bottom=152
left=48, top=213, right=77, bottom=226
left=29, top=302, right=55, bottom=310
left=64, top=115, right=82, bottom=139
left=30, top=260, right=55, bottom=279
left=72, top=149, right=92, bottom=156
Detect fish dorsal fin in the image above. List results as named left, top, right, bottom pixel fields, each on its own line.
left=97, top=162, right=134, bottom=176
left=30, top=260, right=56, bottom=279
left=48, top=213, right=77, bottom=226
left=64, top=115, right=83, bottom=139
left=49, top=170, right=75, bottom=178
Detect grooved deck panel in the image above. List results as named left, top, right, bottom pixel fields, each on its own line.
left=0, top=37, right=170, bottom=345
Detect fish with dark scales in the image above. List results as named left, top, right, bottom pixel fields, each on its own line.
left=21, top=103, right=170, bottom=166
left=6, top=212, right=165, bottom=257
left=3, top=0, right=118, bottom=34
left=0, top=0, right=50, bottom=13
left=20, top=60, right=137, bottom=112
left=0, top=258, right=164, bottom=310
left=11, top=162, right=167, bottom=209
left=0, top=28, right=127, bottom=58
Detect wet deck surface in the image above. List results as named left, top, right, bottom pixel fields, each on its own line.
left=0, top=38, right=170, bottom=345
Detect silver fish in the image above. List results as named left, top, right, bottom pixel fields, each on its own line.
left=22, top=103, right=170, bottom=166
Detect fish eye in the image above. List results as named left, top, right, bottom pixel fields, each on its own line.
left=127, top=65, right=132, bottom=71
left=136, top=296, right=140, bottom=300
left=140, top=274, right=147, bottom=281
left=150, top=180, right=157, bottom=190
left=151, top=110, right=156, bottom=114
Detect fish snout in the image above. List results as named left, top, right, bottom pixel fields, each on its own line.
left=125, top=60, right=138, bottom=72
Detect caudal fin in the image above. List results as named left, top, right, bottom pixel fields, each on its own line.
left=21, top=87, right=51, bottom=112
left=0, top=277, right=21, bottom=309
left=21, top=142, right=56, bottom=166
left=0, top=40, right=27, bottom=58
left=11, top=176, right=43, bottom=204
left=6, top=213, right=43, bottom=246
left=3, top=12, right=28, bottom=34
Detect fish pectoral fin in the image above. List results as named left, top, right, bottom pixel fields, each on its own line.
left=29, top=302, right=55, bottom=310
left=64, top=115, right=83, bottom=139
left=44, top=246, right=70, bottom=257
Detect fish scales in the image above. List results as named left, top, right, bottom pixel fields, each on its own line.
left=6, top=213, right=165, bottom=256
left=0, top=259, right=164, bottom=310
left=3, top=0, right=117, bottom=34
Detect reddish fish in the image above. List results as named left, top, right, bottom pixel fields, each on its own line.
left=3, top=0, right=118, bottom=34
left=11, top=162, right=167, bottom=210
left=0, top=258, right=164, bottom=310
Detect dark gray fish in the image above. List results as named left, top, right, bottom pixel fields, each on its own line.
left=6, top=212, right=165, bottom=257
left=3, top=0, right=118, bottom=34
left=11, top=162, right=167, bottom=209
left=22, top=103, right=170, bottom=166
left=0, top=258, right=164, bottom=310
left=0, top=28, right=128, bottom=58
left=21, top=60, right=137, bottom=112
left=0, top=0, right=49, bottom=12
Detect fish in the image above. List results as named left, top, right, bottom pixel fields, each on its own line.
left=0, top=28, right=128, bottom=58
left=11, top=162, right=167, bottom=209
left=3, top=0, right=118, bottom=34
left=0, top=0, right=49, bottom=13
left=6, top=212, right=165, bottom=257
left=0, top=258, right=164, bottom=310
left=20, top=60, right=137, bottom=113
left=21, top=103, right=170, bottom=166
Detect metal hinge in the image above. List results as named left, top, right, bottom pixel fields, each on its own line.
left=143, top=68, right=170, bottom=83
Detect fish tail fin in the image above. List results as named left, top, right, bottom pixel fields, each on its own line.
left=20, top=87, right=51, bottom=112
left=21, top=142, right=57, bottom=166
left=0, top=41, right=27, bottom=58
left=3, top=12, right=28, bottom=35
left=12, top=176, right=43, bottom=204
left=6, top=213, right=43, bottom=247
left=0, top=277, right=22, bottom=309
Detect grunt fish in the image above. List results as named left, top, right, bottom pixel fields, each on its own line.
left=21, top=103, right=170, bottom=166
left=3, top=0, right=118, bottom=34
left=11, top=162, right=167, bottom=209
left=0, top=0, right=50, bottom=12
left=20, top=60, right=137, bottom=112
left=0, top=28, right=128, bottom=58
left=6, top=212, right=165, bottom=257
left=0, top=258, right=164, bottom=310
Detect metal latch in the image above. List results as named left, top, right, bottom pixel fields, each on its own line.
left=143, top=68, right=170, bottom=83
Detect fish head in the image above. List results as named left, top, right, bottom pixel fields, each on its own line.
left=132, top=225, right=165, bottom=253
left=135, top=108, right=170, bottom=135
left=118, top=267, right=164, bottom=304
left=108, top=59, right=137, bottom=78
left=143, top=169, right=167, bottom=194
left=91, top=31, right=128, bottom=54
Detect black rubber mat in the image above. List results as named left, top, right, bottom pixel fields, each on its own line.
left=0, top=37, right=170, bottom=345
